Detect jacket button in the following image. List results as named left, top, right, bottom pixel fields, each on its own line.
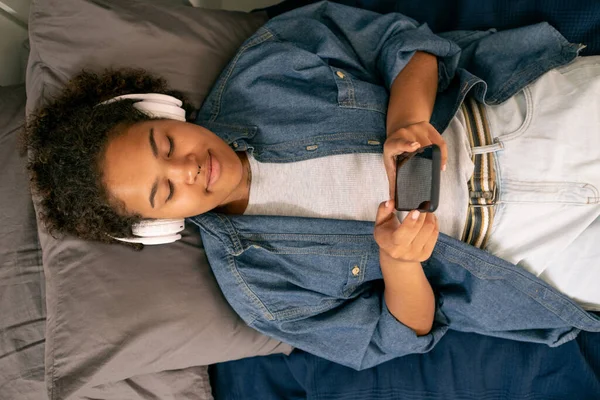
left=351, top=266, right=360, bottom=276
left=336, top=71, right=345, bottom=79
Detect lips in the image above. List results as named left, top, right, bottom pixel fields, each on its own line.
left=205, top=151, right=220, bottom=191
left=205, top=152, right=212, bottom=190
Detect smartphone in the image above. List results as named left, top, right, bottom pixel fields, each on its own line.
left=394, top=144, right=441, bottom=212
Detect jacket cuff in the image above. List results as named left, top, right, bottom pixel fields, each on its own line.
left=380, top=23, right=461, bottom=91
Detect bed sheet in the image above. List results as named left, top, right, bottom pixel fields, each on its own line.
left=0, top=84, right=47, bottom=400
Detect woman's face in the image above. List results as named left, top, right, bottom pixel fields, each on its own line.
left=102, top=120, right=246, bottom=219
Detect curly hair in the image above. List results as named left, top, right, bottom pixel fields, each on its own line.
left=21, top=69, right=192, bottom=247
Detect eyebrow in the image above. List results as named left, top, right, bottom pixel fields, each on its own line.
left=149, top=128, right=158, bottom=208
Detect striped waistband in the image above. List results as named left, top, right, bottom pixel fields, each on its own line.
left=460, top=98, right=498, bottom=249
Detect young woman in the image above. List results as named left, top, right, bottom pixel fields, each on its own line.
left=24, top=2, right=600, bottom=369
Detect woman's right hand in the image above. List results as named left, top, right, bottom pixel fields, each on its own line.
left=383, top=121, right=448, bottom=200
left=374, top=200, right=439, bottom=263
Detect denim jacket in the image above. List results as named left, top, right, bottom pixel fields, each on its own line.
left=189, top=2, right=598, bottom=370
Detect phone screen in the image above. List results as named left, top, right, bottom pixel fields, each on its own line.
left=395, top=145, right=440, bottom=212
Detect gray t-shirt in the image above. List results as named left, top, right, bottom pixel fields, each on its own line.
left=244, top=110, right=474, bottom=240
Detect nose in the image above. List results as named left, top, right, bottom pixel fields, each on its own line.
left=166, top=154, right=198, bottom=185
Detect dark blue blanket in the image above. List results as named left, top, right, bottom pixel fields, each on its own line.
left=211, top=1, right=600, bottom=399
left=262, top=0, right=599, bottom=56
left=211, top=330, right=600, bottom=399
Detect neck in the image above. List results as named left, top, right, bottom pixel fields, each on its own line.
left=215, top=151, right=251, bottom=215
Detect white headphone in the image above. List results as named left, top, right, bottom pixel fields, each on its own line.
left=98, top=93, right=187, bottom=121
left=98, top=93, right=187, bottom=245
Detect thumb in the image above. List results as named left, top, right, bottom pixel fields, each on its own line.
left=374, top=200, right=399, bottom=247
left=374, top=200, right=399, bottom=229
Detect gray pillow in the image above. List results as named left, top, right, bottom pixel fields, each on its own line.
left=27, top=0, right=266, bottom=113
left=73, top=367, right=214, bottom=400
left=27, top=0, right=291, bottom=399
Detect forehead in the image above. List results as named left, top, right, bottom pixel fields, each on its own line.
left=101, top=122, right=155, bottom=211
left=105, top=122, right=150, bottom=164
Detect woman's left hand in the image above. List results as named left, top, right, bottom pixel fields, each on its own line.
left=374, top=200, right=439, bottom=263
left=383, top=121, right=447, bottom=200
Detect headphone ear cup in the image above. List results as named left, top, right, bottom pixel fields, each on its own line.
left=131, top=219, right=185, bottom=237
left=133, top=102, right=186, bottom=121
left=133, top=93, right=183, bottom=107
left=114, top=233, right=182, bottom=245
left=97, top=93, right=186, bottom=121
left=112, top=219, right=185, bottom=245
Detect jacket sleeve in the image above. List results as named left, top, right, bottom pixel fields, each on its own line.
left=252, top=290, right=449, bottom=370
left=266, top=1, right=461, bottom=90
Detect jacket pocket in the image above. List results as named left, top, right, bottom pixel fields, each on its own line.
left=236, top=235, right=373, bottom=321
left=330, top=66, right=387, bottom=114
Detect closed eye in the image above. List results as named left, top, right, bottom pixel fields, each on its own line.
left=166, top=180, right=174, bottom=202
left=167, top=136, right=174, bottom=158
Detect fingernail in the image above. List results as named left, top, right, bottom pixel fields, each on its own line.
left=385, top=200, right=390, bottom=208
left=411, top=142, right=419, bottom=147
left=442, top=164, right=447, bottom=171
left=411, top=210, right=420, bottom=220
